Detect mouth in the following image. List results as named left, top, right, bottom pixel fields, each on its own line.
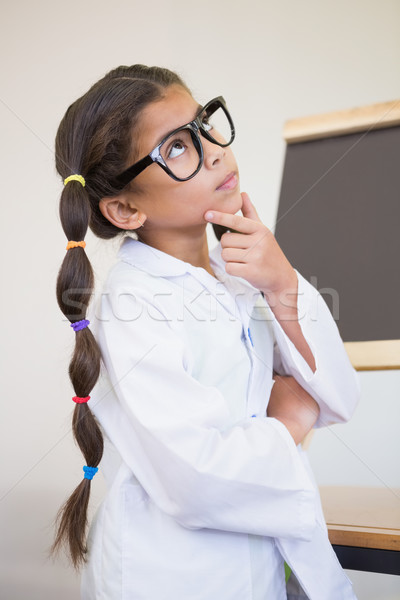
left=216, top=171, right=238, bottom=191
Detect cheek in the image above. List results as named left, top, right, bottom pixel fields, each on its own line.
left=173, top=175, right=207, bottom=201
left=135, top=170, right=180, bottom=200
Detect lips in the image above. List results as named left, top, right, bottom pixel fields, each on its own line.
left=216, top=172, right=237, bottom=191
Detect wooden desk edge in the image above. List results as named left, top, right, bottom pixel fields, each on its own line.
left=327, top=525, right=400, bottom=551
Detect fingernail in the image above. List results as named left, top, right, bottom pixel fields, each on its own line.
left=205, top=211, right=214, bottom=220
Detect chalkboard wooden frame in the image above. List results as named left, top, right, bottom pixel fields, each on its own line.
left=283, top=99, right=400, bottom=143
left=275, top=100, right=400, bottom=370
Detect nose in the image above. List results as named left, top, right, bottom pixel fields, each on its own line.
left=202, top=136, right=225, bottom=169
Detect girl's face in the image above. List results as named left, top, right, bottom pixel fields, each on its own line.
left=125, top=85, right=242, bottom=238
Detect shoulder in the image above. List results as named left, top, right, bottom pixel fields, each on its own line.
left=106, top=258, right=159, bottom=294
left=102, top=237, right=173, bottom=295
left=96, top=244, right=185, bottom=328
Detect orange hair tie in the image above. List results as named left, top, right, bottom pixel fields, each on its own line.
left=66, top=240, right=86, bottom=250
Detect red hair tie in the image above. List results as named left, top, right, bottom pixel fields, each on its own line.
left=72, top=395, right=91, bottom=404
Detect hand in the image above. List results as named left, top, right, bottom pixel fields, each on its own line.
left=267, top=372, right=320, bottom=445
left=204, top=192, right=297, bottom=295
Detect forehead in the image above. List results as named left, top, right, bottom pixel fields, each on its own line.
left=137, top=85, right=201, bottom=150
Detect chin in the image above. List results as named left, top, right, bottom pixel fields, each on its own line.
left=208, top=188, right=242, bottom=215
left=227, top=191, right=243, bottom=215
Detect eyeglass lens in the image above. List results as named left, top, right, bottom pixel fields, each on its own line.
left=159, top=103, right=233, bottom=180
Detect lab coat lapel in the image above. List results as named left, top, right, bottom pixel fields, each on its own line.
left=208, top=240, right=263, bottom=333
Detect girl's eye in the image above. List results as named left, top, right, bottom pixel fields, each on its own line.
left=167, top=140, right=187, bottom=159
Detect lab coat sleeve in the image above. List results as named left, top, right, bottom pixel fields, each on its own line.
left=93, top=278, right=317, bottom=540
left=270, top=269, right=361, bottom=427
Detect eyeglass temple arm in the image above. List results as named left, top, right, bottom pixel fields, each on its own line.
left=113, top=155, right=154, bottom=188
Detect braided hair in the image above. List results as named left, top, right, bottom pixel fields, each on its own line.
left=52, top=64, right=229, bottom=568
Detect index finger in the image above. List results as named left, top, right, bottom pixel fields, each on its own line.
left=204, top=210, right=258, bottom=234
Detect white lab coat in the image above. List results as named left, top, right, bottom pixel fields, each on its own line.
left=81, top=236, right=360, bottom=600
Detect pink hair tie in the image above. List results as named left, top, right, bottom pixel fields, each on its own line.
left=72, top=395, right=91, bottom=404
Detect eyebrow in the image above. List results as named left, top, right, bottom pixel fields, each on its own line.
left=155, top=103, right=203, bottom=146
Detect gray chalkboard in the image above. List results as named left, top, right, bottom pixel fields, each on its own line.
left=274, top=123, right=400, bottom=343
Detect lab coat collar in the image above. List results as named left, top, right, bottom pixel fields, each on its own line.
left=119, top=236, right=189, bottom=277
left=118, top=236, right=263, bottom=328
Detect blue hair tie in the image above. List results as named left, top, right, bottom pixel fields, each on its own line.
left=71, top=319, right=90, bottom=332
left=83, top=466, right=98, bottom=480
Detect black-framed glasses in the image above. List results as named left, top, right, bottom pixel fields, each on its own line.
left=113, top=96, right=235, bottom=188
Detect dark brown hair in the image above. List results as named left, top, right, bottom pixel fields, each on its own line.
left=52, top=64, right=227, bottom=569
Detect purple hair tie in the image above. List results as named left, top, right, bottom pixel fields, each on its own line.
left=70, top=319, right=90, bottom=332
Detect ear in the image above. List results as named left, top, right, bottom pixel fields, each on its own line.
left=99, top=194, right=146, bottom=230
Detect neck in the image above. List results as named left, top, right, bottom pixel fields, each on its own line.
left=137, top=225, right=217, bottom=278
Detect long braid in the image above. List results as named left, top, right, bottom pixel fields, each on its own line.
left=52, top=178, right=103, bottom=568
left=51, top=64, right=192, bottom=569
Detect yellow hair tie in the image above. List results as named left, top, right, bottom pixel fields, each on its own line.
left=66, top=240, right=86, bottom=250
left=64, top=174, right=86, bottom=187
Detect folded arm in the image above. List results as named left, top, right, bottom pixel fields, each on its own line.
left=267, top=269, right=361, bottom=427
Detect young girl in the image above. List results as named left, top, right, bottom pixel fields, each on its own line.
left=52, top=64, right=360, bottom=600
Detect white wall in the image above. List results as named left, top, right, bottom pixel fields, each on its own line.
left=1, top=1, right=399, bottom=598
